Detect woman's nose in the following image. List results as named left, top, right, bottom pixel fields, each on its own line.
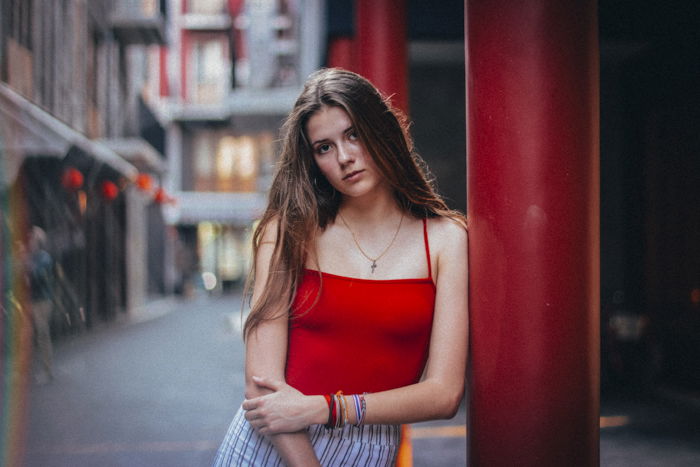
left=337, top=143, right=355, bottom=164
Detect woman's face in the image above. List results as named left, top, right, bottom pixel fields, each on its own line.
left=305, top=106, right=386, bottom=200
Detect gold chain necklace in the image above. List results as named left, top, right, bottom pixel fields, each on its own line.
left=338, top=211, right=404, bottom=274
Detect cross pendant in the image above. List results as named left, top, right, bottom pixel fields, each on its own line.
left=370, top=261, right=377, bottom=274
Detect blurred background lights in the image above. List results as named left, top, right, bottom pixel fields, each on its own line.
left=202, top=271, right=217, bottom=291
left=691, top=288, right=700, bottom=306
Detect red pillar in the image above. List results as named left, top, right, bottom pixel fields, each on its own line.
left=327, top=37, right=356, bottom=72
left=466, top=1, right=600, bottom=466
left=356, top=0, right=408, bottom=113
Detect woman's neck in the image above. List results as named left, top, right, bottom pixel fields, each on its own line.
left=338, top=189, right=401, bottom=227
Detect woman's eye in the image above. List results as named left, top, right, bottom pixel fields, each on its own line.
left=348, top=131, right=358, bottom=141
left=316, top=144, right=331, bottom=154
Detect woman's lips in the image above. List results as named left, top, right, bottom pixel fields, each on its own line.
left=343, top=169, right=364, bottom=181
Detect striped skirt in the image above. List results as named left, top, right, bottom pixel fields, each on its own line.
left=212, top=406, right=400, bottom=466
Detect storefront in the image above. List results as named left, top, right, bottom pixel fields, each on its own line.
left=1, top=83, right=139, bottom=334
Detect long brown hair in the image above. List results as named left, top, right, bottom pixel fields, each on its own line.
left=243, top=68, right=464, bottom=339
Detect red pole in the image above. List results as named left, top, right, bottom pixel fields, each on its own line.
left=356, top=0, right=408, bottom=113
left=466, top=1, right=600, bottom=466
left=327, top=37, right=356, bottom=72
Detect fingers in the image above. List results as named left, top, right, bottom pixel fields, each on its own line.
left=247, top=417, right=266, bottom=433
left=249, top=421, right=275, bottom=436
left=243, top=376, right=282, bottom=409
left=243, top=411, right=273, bottom=435
left=241, top=398, right=258, bottom=411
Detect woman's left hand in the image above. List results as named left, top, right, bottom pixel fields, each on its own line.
left=242, top=376, right=319, bottom=435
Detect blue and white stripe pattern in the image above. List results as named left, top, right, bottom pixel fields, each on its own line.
left=213, top=407, right=400, bottom=466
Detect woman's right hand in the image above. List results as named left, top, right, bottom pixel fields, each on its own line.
left=243, top=376, right=326, bottom=435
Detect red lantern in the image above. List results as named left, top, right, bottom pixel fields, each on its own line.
left=153, top=187, right=176, bottom=205
left=135, top=173, right=153, bottom=192
left=153, top=187, right=167, bottom=204
left=61, top=167, right=84, bottom=191
left=100, top=180, right=119, bottom=201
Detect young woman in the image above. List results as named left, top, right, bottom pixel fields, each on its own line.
left=213, top=68, right=468, bottom=467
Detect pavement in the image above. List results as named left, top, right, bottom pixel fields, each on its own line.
left=600, top=390, right=700, bottom=466
left=21, top=293, right=700, bottom=466
left=25, top=294, right=244, bottom=467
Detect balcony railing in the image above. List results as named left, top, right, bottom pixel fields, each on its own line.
left=110, top=0, right=167, bottom=45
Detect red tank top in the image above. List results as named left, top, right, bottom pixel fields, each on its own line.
left=285, top=218, right=436, bottom=395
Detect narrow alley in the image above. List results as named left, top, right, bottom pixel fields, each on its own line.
left=24, top=293, right=700, bottom=466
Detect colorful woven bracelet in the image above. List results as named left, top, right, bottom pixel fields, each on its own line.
left=358, top=393, right=367, bottom=426
left=342, top=393, right=349, bottom=427
left=325, top=394, right=336, bottom=429
left=324, top=394, right=333, bottom=428
left=335, top=391, right=345, bottom=429
left=352, top=394, right=362, bottom=426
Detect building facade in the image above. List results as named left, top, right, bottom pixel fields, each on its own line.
left=1, top=0, right=169, bottom=332
left=158, top=0, right=324, bottom=294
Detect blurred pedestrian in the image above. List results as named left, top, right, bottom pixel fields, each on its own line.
left=213, top=68, right=468, bottom=466
left=28, top=226, right=54, bottom=383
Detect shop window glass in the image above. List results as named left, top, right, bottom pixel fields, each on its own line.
left=192, top=37, right=227, bottom=104
left=193, top=133, right=260, bottom=192
left=193, top=133, right=216, bottom=191
left=189, top=0, right=226, bottom=14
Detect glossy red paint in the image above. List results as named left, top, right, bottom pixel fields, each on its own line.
left=466, top=1, right=600, bottom=466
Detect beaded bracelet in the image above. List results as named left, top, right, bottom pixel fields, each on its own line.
left=360, top=393, right=367, bottom=425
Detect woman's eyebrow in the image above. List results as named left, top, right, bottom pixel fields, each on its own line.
left=311, top=126, right=354, bottom=146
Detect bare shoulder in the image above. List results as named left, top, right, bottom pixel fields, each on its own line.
left=427, top=216, right=468, bottom=277
left=428, top=216, right=468, bottom=250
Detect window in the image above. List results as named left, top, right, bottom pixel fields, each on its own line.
left=189, top=35, right=229, bottom=104
left=2, top=0, right=34, bottom=93
left=191, top=132, right=262, bottom=193
left=216, top=136, right=257, bottom=192
left=188, top=0, right=227, bottom=15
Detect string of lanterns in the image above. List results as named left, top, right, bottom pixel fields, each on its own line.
left=60, top=167, right=176, bottom=205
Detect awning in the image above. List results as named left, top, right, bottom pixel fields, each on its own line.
left=0, top=83, right=138, bottom=184
left=98, top=137, right=166, bottom=173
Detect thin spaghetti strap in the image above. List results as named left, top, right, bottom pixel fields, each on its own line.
left=422, top=218, right=432, bottom=280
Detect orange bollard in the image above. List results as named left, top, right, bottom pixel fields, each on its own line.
left=395, top=425, right=413, bottom=467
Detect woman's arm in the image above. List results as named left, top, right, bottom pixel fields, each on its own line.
left=244, top=218, right=468, bottom=431
left=243, top=221, right=321, bottom=466
left=245, top=319, right=320, bottom=465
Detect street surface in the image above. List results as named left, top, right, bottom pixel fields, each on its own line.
left=24, top=294, right=700, bottom=466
